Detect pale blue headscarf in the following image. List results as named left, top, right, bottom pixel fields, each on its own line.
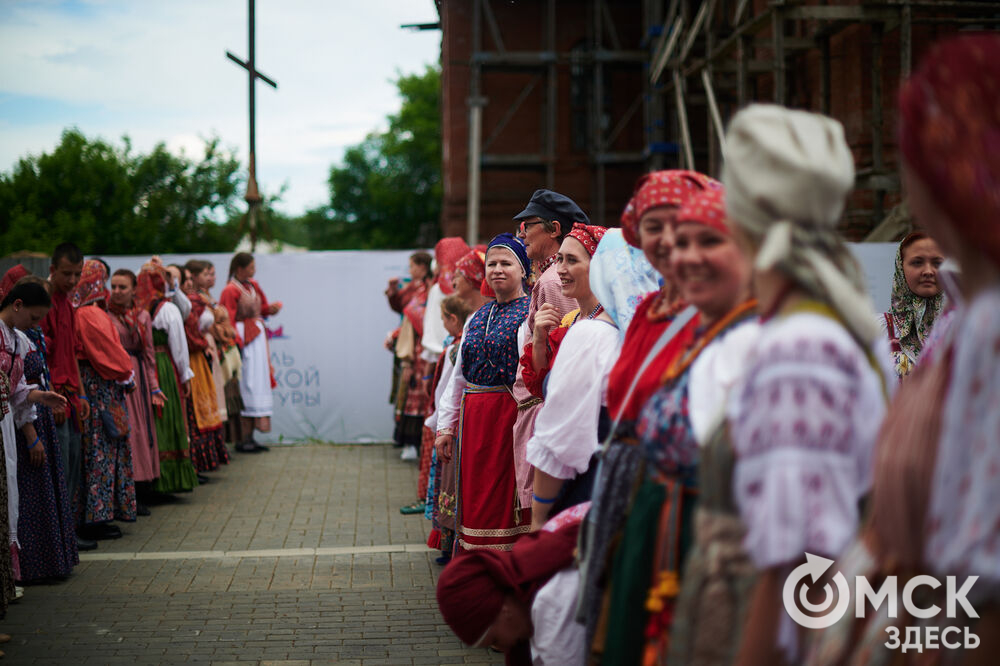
left=588, top=228, right=660, bottom=340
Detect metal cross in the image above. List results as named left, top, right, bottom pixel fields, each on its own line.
left=226, top=0, right=277, bottom=250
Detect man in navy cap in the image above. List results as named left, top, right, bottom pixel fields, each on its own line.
left=509, top=189, right=590, bottom=521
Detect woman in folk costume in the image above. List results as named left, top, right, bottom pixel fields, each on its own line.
left=0, top=278, right=67, bottom=638
left=878, top=231, right=947, bottom=379
left=660, top=107, right=890, bottom=666
left=523, top=223, right=618, bottom=529
left=808, top=34, right=1000, bottom=665
left=0, top=270, right=78, bottom=582
left=404, top=239, right=470, bottom=514
left=575, top=170, right=720, bottom=654
left=434, top=234, right=531, bottom=552
left=423, top=249, right=490, bottom=558
left=180, top=263, right=228, bottom=476
left=72, top=260, right=139, bottom=534
left=593, top=187, right=761, bottom=665
left=219, top=253, right=281, bottom=453
left=186, top=261, right=236, bottom=435
left=391, top=252, right=434, bottom=462
left=108, top=269, right=162, bottom=512
left=136, top=264, right=198, bottom=493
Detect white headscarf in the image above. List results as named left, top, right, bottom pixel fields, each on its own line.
left=723, top=104, right=879, bottom=345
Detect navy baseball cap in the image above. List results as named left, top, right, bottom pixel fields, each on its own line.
left=513, top=189, right=590, bottom=226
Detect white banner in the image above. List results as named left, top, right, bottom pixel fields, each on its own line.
left=105, top=250, right=415, bottom=444
left=99, top=242, right=898, bottom=444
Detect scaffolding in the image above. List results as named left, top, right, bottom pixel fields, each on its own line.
left=464, top=0, right=650, bottom=236
left=647, top=0, right=1000, bottom=234
left=460, top=0, right=1000, bottom=239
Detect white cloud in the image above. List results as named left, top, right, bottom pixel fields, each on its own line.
left=0, top=0, right=440, bottom=215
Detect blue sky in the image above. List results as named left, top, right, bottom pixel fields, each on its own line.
left=0, top=0, right=440, bottom=216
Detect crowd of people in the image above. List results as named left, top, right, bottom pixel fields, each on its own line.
left=0, top=246, right=281, bottom=649
left=379, top=34, right=998, bottom=665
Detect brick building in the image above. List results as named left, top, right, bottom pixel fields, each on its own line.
left=435, top=0, right=1000, bottom=242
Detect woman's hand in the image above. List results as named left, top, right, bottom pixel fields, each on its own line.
left=181, top=380, right=192, bottom=399
left=532, top=303, right=561, bottom=344
left=435, top=434, right=454, bottom=462
left=29, top=441, right=46, bottom=467
left=269, top=301, right=283, bottom=315
left=33, top=390, right=68, bottom=413
left=151, top=389, right=167, bottom=408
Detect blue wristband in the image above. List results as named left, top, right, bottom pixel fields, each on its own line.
left=27, top=436, right=40, bottom=451
left=532, top=493, right=557, bottom=505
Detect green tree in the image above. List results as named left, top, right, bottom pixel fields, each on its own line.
left=0, top=129, right=243, bottom=255
left=312, top=65, right=441, bottom=249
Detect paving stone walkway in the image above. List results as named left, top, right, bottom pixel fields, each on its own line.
left=2, top=444, right=502, bottom=665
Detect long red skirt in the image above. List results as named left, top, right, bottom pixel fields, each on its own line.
left=456, top=384, right=530, bottom=552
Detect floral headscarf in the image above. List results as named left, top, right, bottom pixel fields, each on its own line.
left=620, top=170, right=721, bottom=248
left=435, top=237, right=472, bottom=296
left=135, top=264, right=168, bottom=314
left=588, top=229, right=660, bottom=339
left=899, top=33, right=1000, bottom=270
left=887, top=233, right=944, bottom=375
left=566, top=223, right=608, bottom=258
left=71, top=259, right=109, bottom=308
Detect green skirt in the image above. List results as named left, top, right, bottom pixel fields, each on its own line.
left=151, top=329, right=198, bottom=493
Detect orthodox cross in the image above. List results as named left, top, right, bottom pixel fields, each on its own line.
left=226, top=0, right=277, bottom=251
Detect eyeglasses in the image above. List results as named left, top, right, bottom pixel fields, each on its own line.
left=518, top=220, right=547, bottom=234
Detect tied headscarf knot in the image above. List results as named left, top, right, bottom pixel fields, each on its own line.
left=724, top=104, right=879, bottom=345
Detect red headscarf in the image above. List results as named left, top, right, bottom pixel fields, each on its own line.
left=0, top=265, right=29, bottom=302
left=435, top=237, right=472, bottom=295
left=71, top=259, right=109, bottom=308
left=673, top=186, right=729, bottom=235
left=455, top=245, right=495, bottom=298
left=566, top=223, right=608, bottom=257
left=135, top=264, right=168, bottom=314
left=620, top=170, right=722, bottom=248
left=436, top=515, right=582, bottom=648
left=899, top=33, right=1000, bottom=269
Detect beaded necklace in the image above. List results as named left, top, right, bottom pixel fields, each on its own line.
left=573, top=303, right=605, bottom=325
left=660, top=299, right=758, bottom=385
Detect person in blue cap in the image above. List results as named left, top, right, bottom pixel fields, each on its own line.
left=510, top=188, right=597, bottom=525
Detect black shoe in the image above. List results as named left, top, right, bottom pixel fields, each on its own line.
left=252, top=442, right=270, bottom=452
left=136, top=503, right=151, bottom=517
left=197, top=474, right=211, bottom=484
left=81, top=523, right=122, bottom=540
left=76, top=536, right=98, bottom=551
left=236, top=441, right=262, bottom=453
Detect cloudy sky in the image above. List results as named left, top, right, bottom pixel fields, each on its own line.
left=0, top=0, right=441, bottom=216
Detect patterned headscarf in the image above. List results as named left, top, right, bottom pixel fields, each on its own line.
left=888, top=233, right=944, bottom=372
left=899, top=33, right=1000, bottom=270
left=674, top=186, right=729, bottom=235
left=71, top=259, right=109, bottom=308
left=435, top=237, right=471, bottom=296
left=135, top=263, right=168, bottom=314
left=588, top=229, right=660, bottom=339
left=566, top=223, right=608, bottom=258
left=0, top=265, right=29, bottom=302
left=455, top=245, right=495, bottom=299
left=486, top=233, right=531, bottom=292
left=620, top=170, right=721, bottom=248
